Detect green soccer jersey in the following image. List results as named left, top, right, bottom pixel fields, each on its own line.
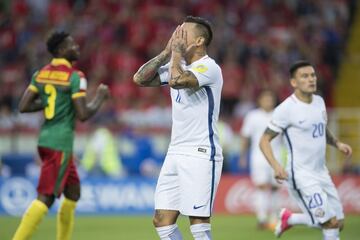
left=28, top=58, right=87, bottom=152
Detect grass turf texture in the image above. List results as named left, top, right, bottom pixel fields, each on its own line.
left=1, top=215, right=359, bottom=239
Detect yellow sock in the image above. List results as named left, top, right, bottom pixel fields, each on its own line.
left=57, top=197, right=77, bottom=240
left=12, top=199, right=48, bottom=240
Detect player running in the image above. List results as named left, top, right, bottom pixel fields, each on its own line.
left=13, top=31, right=109, bottom=240
left=239, top=89, right=283, bottom=230
left=259, top=61, right=352, bottom=240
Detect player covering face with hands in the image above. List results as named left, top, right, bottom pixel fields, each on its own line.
left=134, top=16, right=223, bottom=240
left=259, top=60, right=352, bottom=240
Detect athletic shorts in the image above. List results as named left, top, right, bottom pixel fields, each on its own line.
left=288, top=179, right=344, bottom=224
left=154, top=154, right=223, bottom=217
left=37, top=146, right=80, bottom=198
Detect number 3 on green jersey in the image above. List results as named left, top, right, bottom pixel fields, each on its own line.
left=44, top=84, right=57, bottom=120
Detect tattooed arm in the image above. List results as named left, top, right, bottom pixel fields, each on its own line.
left=169, top=27, right=199, bottom=89
left=326, top=126, right=352, bottom=157
left=133, top=29, right=176, bottom=87
left=169, top=51, right=199, bottom=89
left=133, top=51, right=169, bottom=87
left=259, top=127, right=288, bottom=183
left=326, top=126, right=339, bottom=147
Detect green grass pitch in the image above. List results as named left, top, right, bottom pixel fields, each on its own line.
left=1, top=215, right=359, bottom=239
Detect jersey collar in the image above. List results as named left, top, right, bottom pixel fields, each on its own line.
left=51, top=58, right=72, bottom=68
left=189, top=55, right=209, bottom=66
left=291, top=93, right=313, bottom=105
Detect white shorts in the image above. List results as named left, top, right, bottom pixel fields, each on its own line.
left=288, top=180, right=344, bottom=224
left=250, top=159, right=277, bottom=186
left=154, top=154, right=223, bottom=217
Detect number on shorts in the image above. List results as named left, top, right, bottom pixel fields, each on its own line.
left=309, top=193, right=323, bottom=209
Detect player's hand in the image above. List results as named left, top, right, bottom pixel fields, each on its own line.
left=96, top=84, right=110, bottom=100
left=171, top=25, right=187, bottom=55
left=274, top=165, right=288, bottom=184
left=336, top=141, right=352, bottom=158
left=163, top=27, right=178, bottom=56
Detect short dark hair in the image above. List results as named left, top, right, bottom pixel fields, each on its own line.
left=289, top=60, right=313, bottom=77
left=184, top=16, right=213, bottom=47
left=47, top=31, right=70, bottom=56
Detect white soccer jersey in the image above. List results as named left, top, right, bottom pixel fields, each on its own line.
left=241, top=108, right=283, bottom=166
left=158, top=55, right=223, bottom=161
left=268, top=94, right=329, bottom=189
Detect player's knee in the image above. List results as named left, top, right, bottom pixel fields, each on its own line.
left=153, top=213, right=164, bottom=227
left=66, top=190, right=80, bottom=201
left=67, top=192, right=80, bottom=202
left=321, top=217, right=339, bottom=229
left=64, top=185, right=81, bottom=201
left=338, top=219, right=344, bottom=231
left=153, top=211, right=176, bottom=227
left=38, top=194, right=55, bottom=208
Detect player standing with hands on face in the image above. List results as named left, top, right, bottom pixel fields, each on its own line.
left=134, top=16, right=223, bottom=240
left=13, top=31, right=109, bottom=240
left=259, top=61, right=352, bottom=240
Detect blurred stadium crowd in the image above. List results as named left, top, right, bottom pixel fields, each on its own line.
left=0, top=0, right=358, bottom=176
left=0, top=0, right=356, bottom=131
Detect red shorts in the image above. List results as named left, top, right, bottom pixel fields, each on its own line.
left=37, top=146, right=80, bottom=198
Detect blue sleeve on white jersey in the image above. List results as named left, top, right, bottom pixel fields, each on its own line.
left=158, top=63, right=170, bottom=85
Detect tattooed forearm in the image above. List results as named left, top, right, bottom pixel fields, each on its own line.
left=169, top=71, right=196, bottom=89
left=326, top=127, right=338, bottom=147
left=264, top=127, right=279, bottom=140
left=133, top=52, right=169, bottom=86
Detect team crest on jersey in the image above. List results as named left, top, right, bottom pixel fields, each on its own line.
left=192, top=64, right=208, bottom=73
left=315, top=208, right=325, bottom=218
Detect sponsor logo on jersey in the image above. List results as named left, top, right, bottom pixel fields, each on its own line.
left=36, top=70, right=71, bottom=86
left=298, top=119, right=306, bottom=124
left=198, top=148, right=207, bottom=153
left=193, top=204, right=206, bottom=209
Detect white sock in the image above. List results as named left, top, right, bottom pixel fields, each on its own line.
left=190, top=223, right=212, bottom=240
left=322, top=228, right=339, bottom=240
left=288, top=213, right=320, bottom=228
left=255, top=189, right=268, bottom=223
left=156, top=224, right=182, bottom=240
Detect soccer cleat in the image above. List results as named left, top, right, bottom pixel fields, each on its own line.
left=274, top=208, right=293, bottom=237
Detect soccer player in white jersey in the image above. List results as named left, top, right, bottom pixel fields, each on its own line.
left=259, top=61, right=352, bottom=240
left=239, top=89, right=283, bottom=230
left=133, top=16, right=223, bottom=240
